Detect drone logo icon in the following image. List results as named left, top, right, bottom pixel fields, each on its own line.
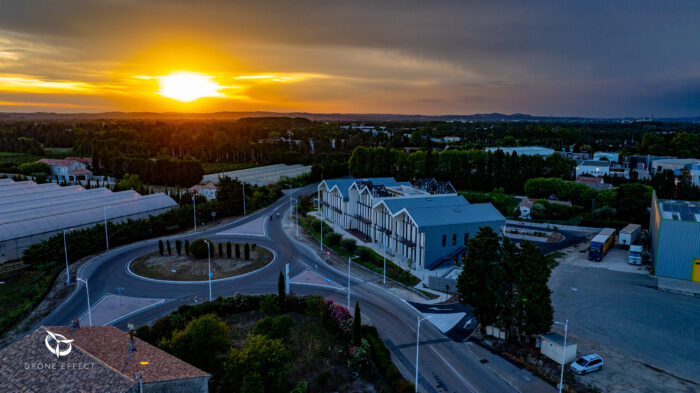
left=45, top=330, right=74, bottom=358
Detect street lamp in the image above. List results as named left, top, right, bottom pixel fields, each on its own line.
left=347, top=255, right=358, bottom=309
left=415, top=316, right=432, bottom=392
left=192, top=192, right=198, bottom=231
left=206, top=240, right=213, bottom=301
left=76, top=278, right=92, bottom=326
left=63, top=228, right=74, bottom=284
left=103, top=205, right=110, bottom=250
left=554, top=319, right=569, bottom=393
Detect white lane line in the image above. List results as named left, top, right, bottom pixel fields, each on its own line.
left=429, top=347, right=479, bottom=393
left=105, top=298, right=169, bottom=326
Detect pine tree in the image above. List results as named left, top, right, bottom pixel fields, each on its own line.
left=158, top=239, right=164, bottom=256
left=244, top=243, right=250, bottom=260
left=352, top=301, right=362, bottom=346
left=278, top=271, right=286, bottom=311
left=226, top=242, right=232, bottom=258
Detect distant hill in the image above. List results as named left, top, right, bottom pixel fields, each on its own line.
left=0, top=111, right=698, bottom=122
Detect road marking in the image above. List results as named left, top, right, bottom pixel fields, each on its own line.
left=429, top=347, right=479, bottom=393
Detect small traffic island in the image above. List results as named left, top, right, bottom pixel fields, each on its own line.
left=130, top=240, right=272, bottom=281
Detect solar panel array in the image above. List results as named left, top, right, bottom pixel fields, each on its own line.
left=201, top=164, right=312, bottom=186
left=0, top=180, right=178, bottom=242
left=661, top=201, right=700, bottom=222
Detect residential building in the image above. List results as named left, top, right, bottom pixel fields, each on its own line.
left=576, top=160, right=611, bottom=177
left=38, top=156, right=93, bottom=182
left=443, top=136, right=461, bottom=143
left=484, top=146, right=555, bottom=156
left=0, top=325, right=209, bottom=392
left=318, top=177, right=505, bottom=270
left=650, top=193, right=700, bottom=283
left=575, top=176, right=613, bottom=191
left=593, top=151, right=620, bottom=163
left=190, top=182, right=217, bottom=200
left=559, top=151, right=591, bottom=162
left=0, top=179, right=177, bottom=263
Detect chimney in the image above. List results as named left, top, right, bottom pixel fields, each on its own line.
left=71, top=318, right=80, bottom=329
left=128, top=329, right=137, bottom=352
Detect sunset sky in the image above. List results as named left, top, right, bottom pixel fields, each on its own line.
left=0, top=1, right=699, bottom=117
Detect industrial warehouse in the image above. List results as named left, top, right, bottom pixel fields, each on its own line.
left=0, top=179, right=178, bottom=263
left=318, top=177, right=505, bottom=270
left=650, top=193, right=700, bottom=289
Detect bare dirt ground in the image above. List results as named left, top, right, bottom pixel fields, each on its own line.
left=130, top=246, right=272, bottom=281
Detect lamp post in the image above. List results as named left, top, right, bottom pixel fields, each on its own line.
left=206, top=240, right=212, bottom=301
left=192, top=193, right=198, bottom=231
left=103, top=205, right=110, bottom=250
left=76, top=278, right=92, bottom=326
left=415, top=316, right=432, bottom=392
left=347, top=255, right=358, bottom=309
left=62, top=228, right=73, bottom=284
left=554, top=319, right=569, bottom=393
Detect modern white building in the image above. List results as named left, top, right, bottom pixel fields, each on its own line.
left=189, top=182, right=217, bottom=200
left=38, top=156, right=93, bottom=183
left=650, top=158, right=700, bottom=185
left=576, top=160, right=611, bottom=177
left=318, top=177, right=505, bottom=270
left=484, top=146, right=555, bottom=156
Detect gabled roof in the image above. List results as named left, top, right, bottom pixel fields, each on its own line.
left=319, top=178, right=356, bottom=199
left=400, top=203, right=505, bottom=228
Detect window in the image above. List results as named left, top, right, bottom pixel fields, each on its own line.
left=442, top=235, right=446, bottom=247
left=452, top=234, right=457, bottom=246
left=464, top=233, right=469, bottom=245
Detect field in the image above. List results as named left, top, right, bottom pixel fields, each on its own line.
left=0, top=149, right=73, bottom=173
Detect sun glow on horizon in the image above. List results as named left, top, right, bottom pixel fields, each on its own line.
left=154, top=72, right=225, bottom=102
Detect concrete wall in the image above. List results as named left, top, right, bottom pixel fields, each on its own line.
left=427, top=275, right=457, bottom=292
left=144, top=376, right=210, bottom=393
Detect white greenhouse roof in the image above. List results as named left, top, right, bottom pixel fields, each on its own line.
left=0, top=180, right=178, bottom=242
left=201, top=164, right=312, bottom=186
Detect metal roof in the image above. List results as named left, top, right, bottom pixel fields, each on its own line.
left=378, top=194, right=469, bottom=214
left=404, top=203, right=505, bottom=229
left=658, top=199, right=700, bottom=222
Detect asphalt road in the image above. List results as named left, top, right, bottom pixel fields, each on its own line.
left=40, top=184, right=524, bottom=393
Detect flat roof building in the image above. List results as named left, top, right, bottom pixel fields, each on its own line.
left=576, top=160, right=612, bottom=177
left=650, top=193, right=700, bottom=283
left=485, top=146, right=555, bottom=156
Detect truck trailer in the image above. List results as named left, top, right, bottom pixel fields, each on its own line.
left=588, top=228, right=617, bottom=262
left=618, top=224, right=641, bottom=247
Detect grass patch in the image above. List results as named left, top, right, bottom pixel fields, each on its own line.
left=201, top=162, right=257, bottom=174
left=298, top=217, right=420, bottom=286
left=0, top=150, right=73, bottom=173
left=0, top=268, right=57, bottom=334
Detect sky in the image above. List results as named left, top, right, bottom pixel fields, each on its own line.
left=0, top=0, right=699, bottom=117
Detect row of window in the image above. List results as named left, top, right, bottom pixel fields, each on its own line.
left=442, top=233, right=469, bottom=247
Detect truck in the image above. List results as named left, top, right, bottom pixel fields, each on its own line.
left=628, top=245, right=643, bottom=265
left=618, top=224, right=641, bottom=247
left=588, top=228, right=616, bottom=262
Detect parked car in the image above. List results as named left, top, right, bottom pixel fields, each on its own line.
left=570, top=354, right=604, bottom=375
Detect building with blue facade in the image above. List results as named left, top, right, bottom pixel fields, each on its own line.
left=650, top=193, right=700, bottom=282
left=318, top=178, right=506, bottom=270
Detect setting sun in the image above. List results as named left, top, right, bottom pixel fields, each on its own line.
left=156, top=72, right=225, bottom=102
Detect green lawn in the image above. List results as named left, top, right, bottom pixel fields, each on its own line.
left=0, top=269, right=56, bottom=334
left=0, top=149, right=73, bottom=173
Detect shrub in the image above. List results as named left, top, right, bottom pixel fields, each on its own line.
left=340, top=238, right=357, bottom=254
left=325, top=232, right=342, bottom=246
left=253, top=314, right=294, bottom=342
left=190, top=239, right=211, bottom=259
left=357, top=247, right=372, bottom=261
left=261, top=294, right=280, bottom=314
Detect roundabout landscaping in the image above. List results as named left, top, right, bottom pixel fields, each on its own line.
left=129, top=241, right=274, bottom=281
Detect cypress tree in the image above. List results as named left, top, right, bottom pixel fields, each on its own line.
left=352, top=301, right=362, bottom=346
left=176, top=240, right=182, bottom=255
left=184, top=239, right=190, bottom=255
left=218, top=243, right=223, bottom=258
left=278, top=271, right=286, bottom=311
left=244, top=243, right=250, bottom=260
left=226, top=242, right=232, bottom=258
left=158, top=239, right=164, bottom=256
left=235, top=243, right=241, bottom=259
left=166, top=240, right=172, bottom=255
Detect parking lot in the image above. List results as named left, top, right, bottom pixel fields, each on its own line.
left=550, top=243, right=700, bottom=393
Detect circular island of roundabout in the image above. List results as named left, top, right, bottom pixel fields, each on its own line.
left=129, top=239, right=274, bottom=281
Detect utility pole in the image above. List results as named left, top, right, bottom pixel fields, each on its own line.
left=347, top=255, right=358, bottom=309
left=63, top=228, right=73, bottom=284
left=77, top=278, right=92, bottom=326
left=103, top=205, right=110, bottom=250
left=415, top=316, right=431, bottom=392
left=554, top=319, right=569, bottom=393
